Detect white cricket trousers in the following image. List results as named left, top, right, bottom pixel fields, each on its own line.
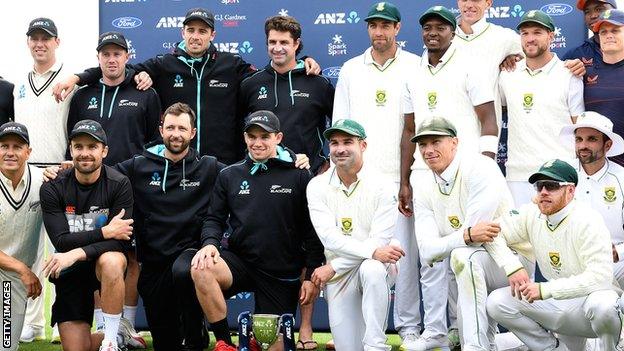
left=23, top=227, right=55, bottom=331
left=0, top=270, right=28, bottom=351
left=451, top=247, right=533, bottom=351
left=487, top=287, right=621, bottom=351
left=326, top=259, right=398, bottom=351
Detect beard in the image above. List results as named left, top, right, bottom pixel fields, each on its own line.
left=164, top=137, right=191, bottom=155
left=74, top=157, right=101, bottom=175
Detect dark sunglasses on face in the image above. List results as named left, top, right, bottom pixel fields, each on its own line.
left=533, top=180, right=573, bottom=192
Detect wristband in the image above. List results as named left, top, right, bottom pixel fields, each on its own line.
left=479, top=135, right=499, bottom=154
left=468, top=226, right=473, bottom=243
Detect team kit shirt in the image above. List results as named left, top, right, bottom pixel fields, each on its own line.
left=583, top=59, right=624, bottom=165
left=40, top=165, right=133, bottom=261
left=563, top=37, right=603, bottom=66
left=486, top=200, right=615, bottom=300
left=333, top=47, right=420, bottom=181
left=499, top=55, right=584, bottom=181
left=13, top=61, right=74, bottom=166
left=404, top=43, right=494, bottom=171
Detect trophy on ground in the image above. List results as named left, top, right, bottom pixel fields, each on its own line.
left=237, top=311, right=296, bottom=350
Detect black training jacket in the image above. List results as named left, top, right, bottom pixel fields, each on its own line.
left=115, top=141, right=224, bottom=264
left=77, top=42, right=256, bottom=165
left=67, top=68, right=161, bottom=166
left=239, top=61, right=334, bottom=174
left=201, top=147, right=325, bottom=280
left=0, top=77, right=14, bottom=125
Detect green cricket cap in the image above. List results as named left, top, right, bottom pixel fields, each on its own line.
left=364, top=2, right=401, bottom=23
left=517, top=10, right=556, bottom=32
left=528, top=159, right=578, bottom=185
left=411, top=117, right=457, bottom=143
left=419, top=6, right=457, bottom=30
left=324, top=119, right=367, bottom=139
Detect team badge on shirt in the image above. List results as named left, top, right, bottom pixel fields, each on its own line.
left=522, top=93, right=533, bottom=112
left=341, top=217, right=353, bottom=235
left=448, top=216, right=461, bottom=229
left=604, top=187, right=617, bottom=203
left=549, top=252, right=561, bottom=273
left=427, top=92, right=437, bottom=110
left=375, top=90, right=386, bottom=106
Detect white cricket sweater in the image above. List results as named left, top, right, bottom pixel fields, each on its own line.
left=306, top=165, right=397, bottom=276
left=333, top=47, right=420, bottom=180
left=485, top=200, right=614, bottom=300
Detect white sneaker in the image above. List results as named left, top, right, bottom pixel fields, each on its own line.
left=119, top=318, right=147, bottom=349
left=19, top=325, right=44, bottom=343
left=401, top=332, right=421, bottom=345
left=447, top=329, right=460, bottom=349
left=99, top=339, right=123, bottom=351
left=400, top=335, right=450, bottom=351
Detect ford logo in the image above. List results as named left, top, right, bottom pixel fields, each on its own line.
left=539, top=3, right=573, bottom=16
left=322, top=66, right=342, bottom=79
left=112, top=16, right=143, bottom=29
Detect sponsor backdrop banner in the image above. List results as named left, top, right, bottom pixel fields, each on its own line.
left=101, top=0, right=582, bottom=331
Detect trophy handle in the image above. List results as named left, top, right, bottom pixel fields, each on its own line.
left=280, top=314, right=296, bottom=351
left=238, top=311, right=252, bottom=351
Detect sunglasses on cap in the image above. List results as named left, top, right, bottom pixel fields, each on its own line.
left=533, top=180, right=574, bottom=192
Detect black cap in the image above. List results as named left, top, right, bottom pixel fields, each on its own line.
left=26, top=17, right=58, bottom=37
left=0, top=122, right=30, bottom=144
left=97, top=31, right=128, bottom=52
left=183, top=8, right=215, bottom=29
left=69, top=120, right=108, bottom=145
left=244, top=110, right=281, bottom=133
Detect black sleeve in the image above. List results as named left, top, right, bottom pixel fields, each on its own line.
left=76, top=67, right=102, bottom=86
left=200, top=171, right=230, bottom=248
left=323, top=79, right=335, bottom=125
left=234, top=55, right=257, bottom=84
left=144, top=88, right=162, bottom=143
left=80, top=176, right=134, bottom=258
left=299, top=170, right=325, bottom=280
left=0, top=79, right=14, bottom=124
left=131, top=56, right=165, bottom=81
left=40, top=181, right=107, bottom=256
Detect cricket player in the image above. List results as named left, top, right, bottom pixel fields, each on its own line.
left=0, top=122, right=43, bottom=351
left=307, top=119, right=403, bottom=351
left=485, top=159, right=622, bottom=350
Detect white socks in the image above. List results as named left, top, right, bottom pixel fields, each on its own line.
left=94, top=308, right=104, bottom=331
left=123, top=305, right=137, bottom=328
left=103, top=312, right=122, bottom=345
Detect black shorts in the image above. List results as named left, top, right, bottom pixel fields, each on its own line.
left=50, top=261, right=100, bottom=326
left=221, top=250, right=301, bottom=316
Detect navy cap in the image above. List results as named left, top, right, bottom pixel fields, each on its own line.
left=183, top=8, right=215, bottom=29
left=97, top=31, right=128, bottom=51
left=26, top=17, right=58, bottom=37
left=0, top=122, right=30, bottom=144
left=69, top=120, right=108, bottom=145
left=244, top=110, right=281, bottom=133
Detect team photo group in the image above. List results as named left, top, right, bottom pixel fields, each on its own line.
left=1, top=0, right=624, bottom=350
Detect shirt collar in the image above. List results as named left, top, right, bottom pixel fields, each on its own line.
left=0, top=167, right=28, bottom=190
left=577, top=159, right=609, bottom=182
left=421, top=42, right=457, bottom=68
left=456, top=16, right=489, bottom=39
left=524, top=53, right=559, bottom=75
left=434, top=154, right=460, bottom=186
left=543, top=200, right=574, bottom=229
left=329, top=164, right=368, bottom=194
left=364, top=46, right=402, bottom=70
left=31, top=61, right=63, bottom=76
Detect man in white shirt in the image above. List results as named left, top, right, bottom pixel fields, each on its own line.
left=307, top=119, right=403, bottom=351
left=0, top=122, right=44, bottom=351
left=13, top=17, right=72, bottom=342
left=399, top=7, right=497, bottom=349
left=560, top=111, right=624, bottom=287
left=485, top=159, right=621, bottom=350
left=499, top=10, right=584, bottom=207
left=408, top=116, right=531, bottom=351
left=333, top=2, right=422, bottom=346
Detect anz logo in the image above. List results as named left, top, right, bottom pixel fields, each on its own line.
left=149, top=172, right=162, bottom=186
left=314, top=11, right=360, bottom=25
left=238, top=180, right=250, bottom=195
left=485, top=4, right=524, bottom=19
left=156, top=16, right=185, bottom=28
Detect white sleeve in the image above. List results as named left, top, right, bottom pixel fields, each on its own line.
left=484, top=205, right=531, bottom=275
left=466, top=66, right=495, bottom=107
left=498, top=75, right=507, bottom=107
left=329, top=256, right=365, bottom=275
left=402, top=80, right=414, bottom=114
left=567, top=75, right=585, bottom=117
left=332, top=64, right=350, bottom=120
left=505, top=29, right=522, bottom=57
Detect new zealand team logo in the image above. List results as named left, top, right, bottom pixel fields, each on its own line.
left=239, top=180, right=250, bottom=195
left=427, top=92, right=437, bottom=110
left=549, top=251, right=561, bottom=273
left=448, top=216, right=461, bottom=229
left=173, top=75, right=184, bottom=88
left=257, top=86, right=268, bottom=100
left=375, top=90, right=386, bottom=106
left=88, top=97, right=98, bottom=110
left=341, top=217, right=353, bottom=235
left=522, top=93, right=533, bottom=112
left=604, top=187, right=617, bottom=203
left=149, top=172, right=161, bottom=186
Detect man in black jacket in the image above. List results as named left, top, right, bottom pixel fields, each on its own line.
left=40, top=120, right=133, bottom=351
left=54, top=8, right=319, bottom=166
left=190, top=110, right=324, bottom=351
left=239, top=16, right=334, bottom=175
left=0, top=77, right=14, bottom=124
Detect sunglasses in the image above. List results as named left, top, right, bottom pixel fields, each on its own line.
left=533, top=180, right=573, bottom=192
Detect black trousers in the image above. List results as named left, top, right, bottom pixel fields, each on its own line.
left=138, top=249, right=204, bottom=351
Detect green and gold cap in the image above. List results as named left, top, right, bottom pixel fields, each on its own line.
left=364, top=2, right=401, bottom=22
left=419, top=6, right=457, bottom=30
left=411, top=117, right=457, bottom=143
left=517, top=10, right=555, bottom=32
left=528, top=159, right=578, bottom=185
left=323, top=119, right=367, bottom=139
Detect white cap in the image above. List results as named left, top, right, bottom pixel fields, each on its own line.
left=560, top=111, right=624, bottom=157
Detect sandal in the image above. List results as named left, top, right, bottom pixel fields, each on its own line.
left=296, top=340, right=319, bottom=350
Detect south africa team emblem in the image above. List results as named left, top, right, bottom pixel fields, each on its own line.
left=375, top=90, right=386, bottom=106
left=604, top=187, right=617, bottom=203
left=341, top=218, right=353, bottom=235
left=448, top=216, right=461, bottom=229
left=523, top=93, right=533, bottom=111
left=427, top=92, right=437, bottom=110
left=549, top=252, right=561, bottom=272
